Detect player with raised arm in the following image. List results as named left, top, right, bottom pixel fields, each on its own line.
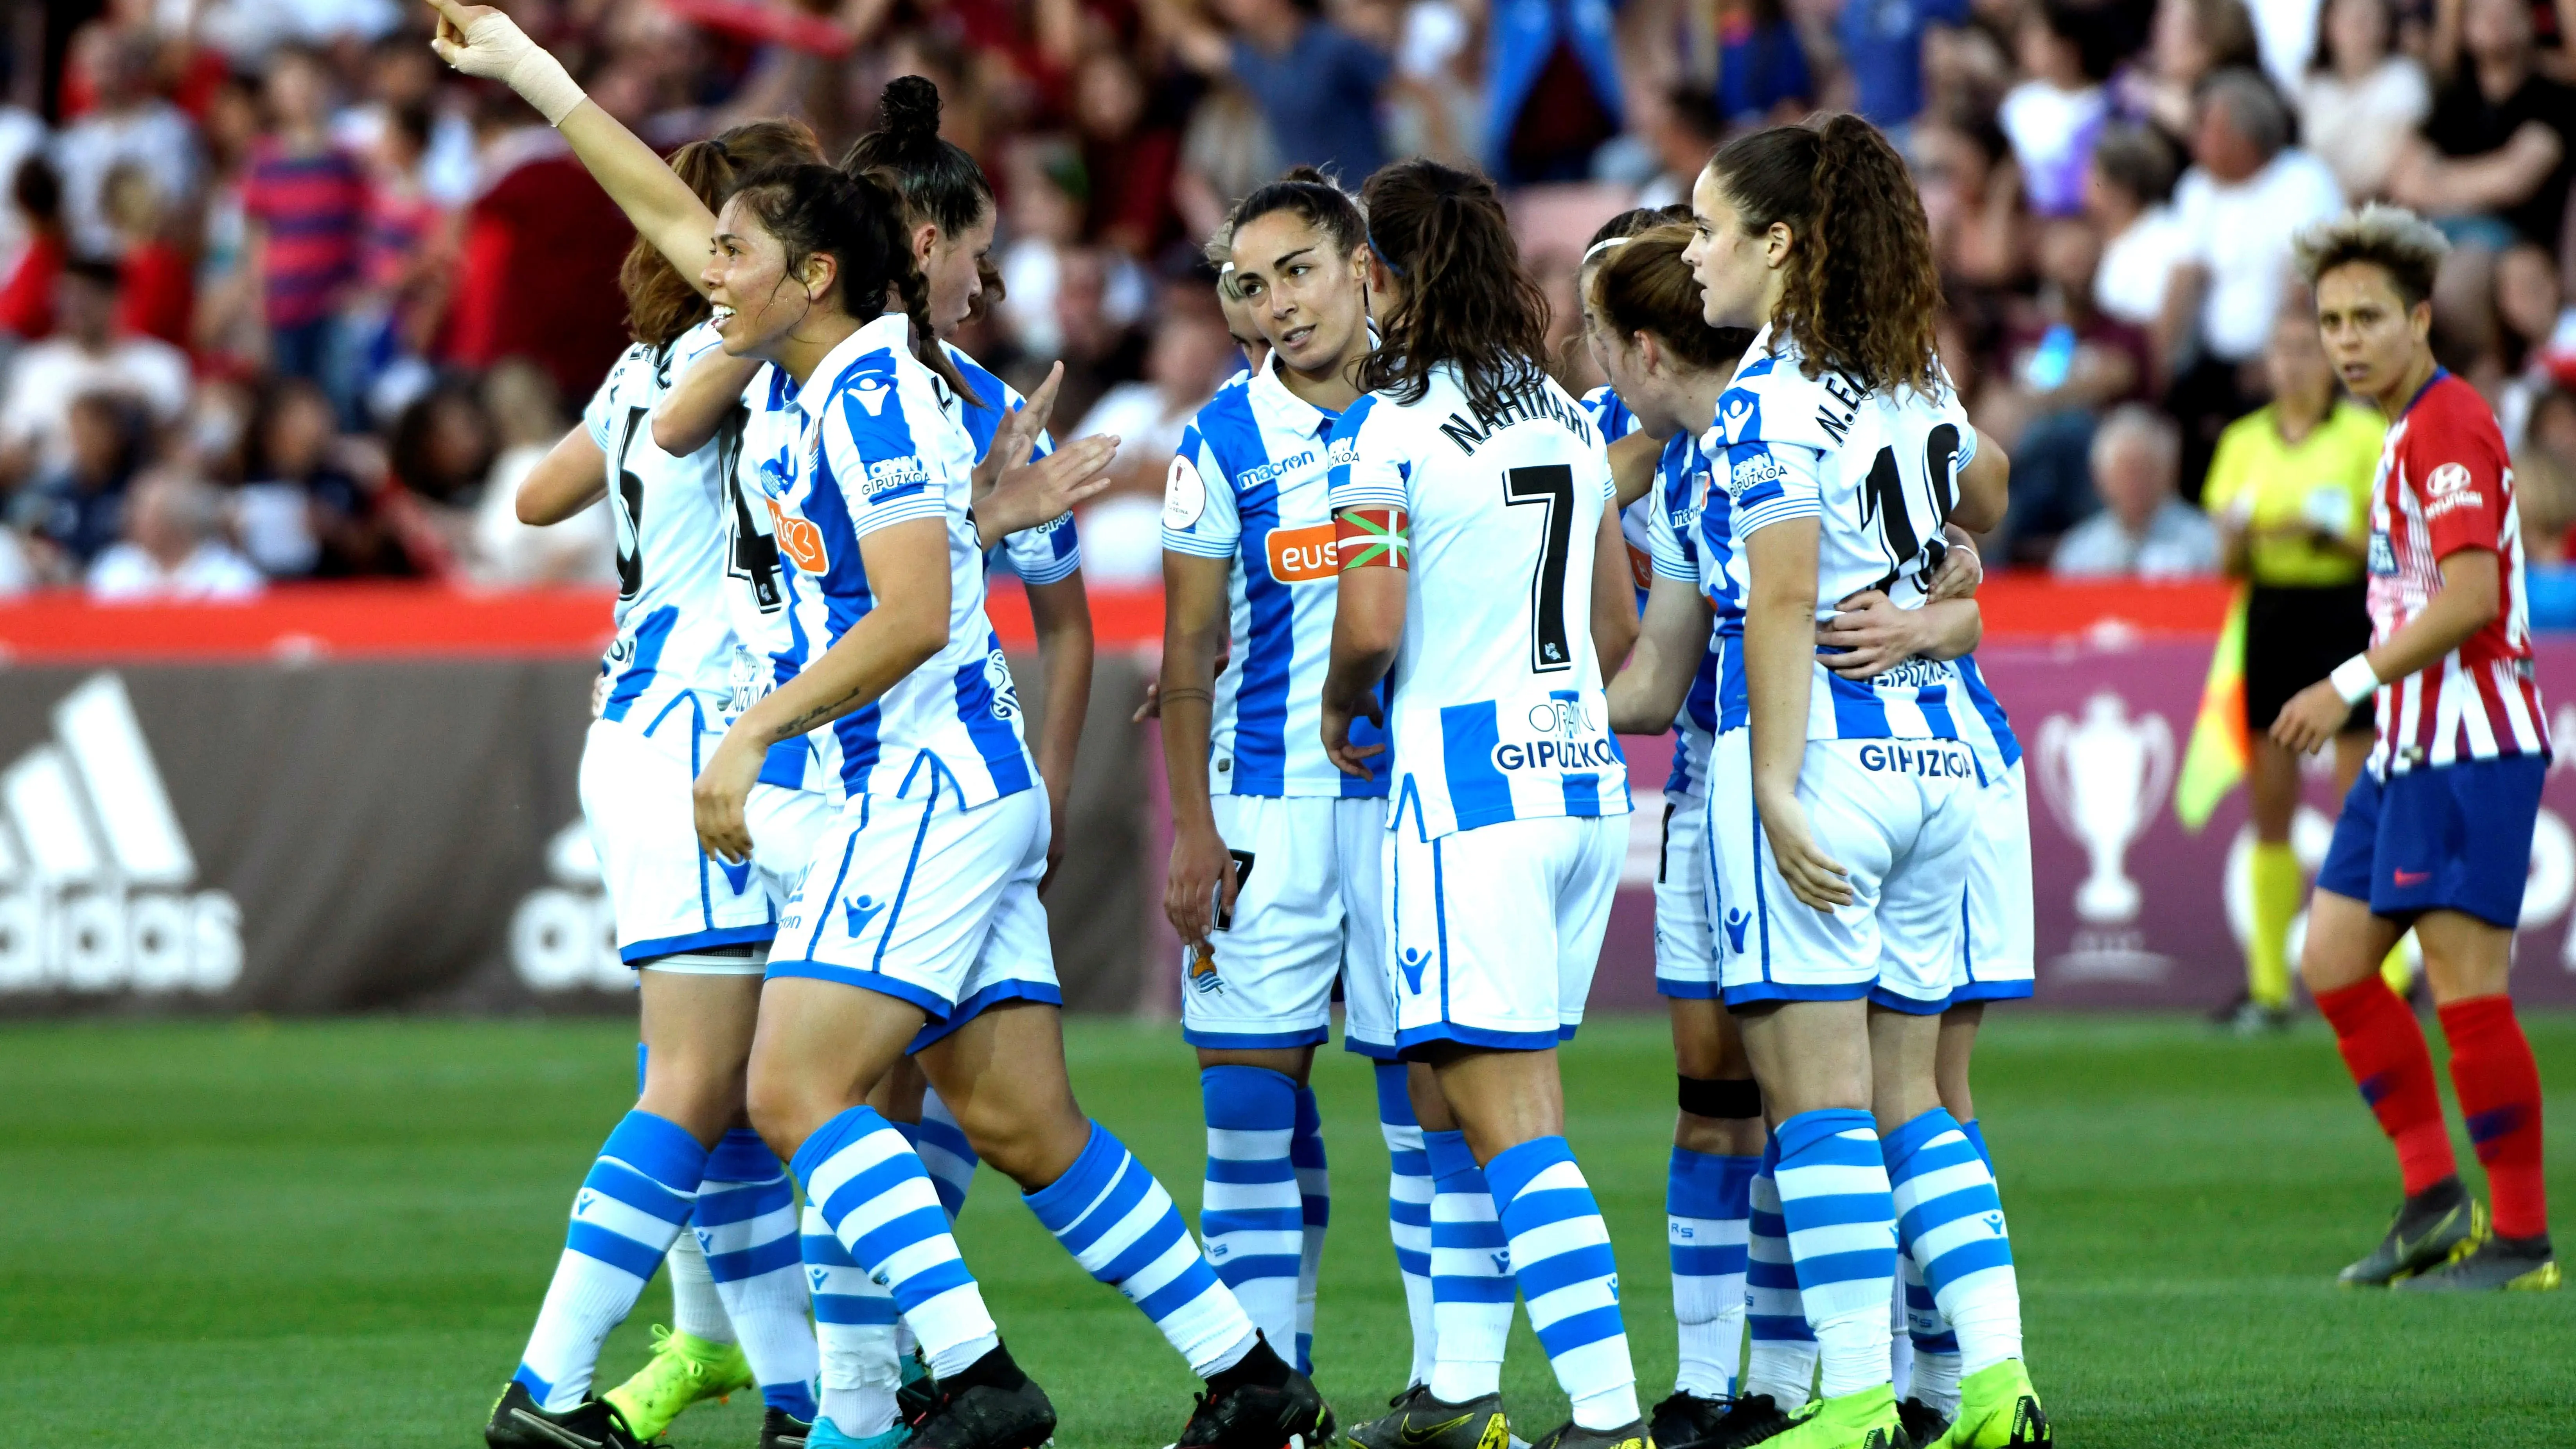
left=1156, top=168, right=1401, bottom=1413
left=2279, top=204, right=2557, bottom=1293
left=1320, top=158, right=1646, bottom=1449
left=1681, top=116, right=2046, bottom=1449
left=431, top=11, right=1324, bottom=1449
left=482, top=117, right=835, bottom=1449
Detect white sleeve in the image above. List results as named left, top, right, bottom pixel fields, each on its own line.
left=821, top=370, right=946, bottom=538
left=1326, top=395, right=1409, bottom=514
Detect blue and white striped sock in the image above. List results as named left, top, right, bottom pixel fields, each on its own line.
left=791, top=1105, right=1000, bottom=1380
left=1199, top=1066, right=1303, bottom=1358
left=1958, top=1118, right=1994, bottom=1179
left=1668, top=1147, right=1758, bottom=1400
left=1744, top=1143, right=1817, bottom=1411
left=1886, top=1108, right=2021, bottom=1378
left=1376, top=1063, right=1438, bottom=1389
left=1025, top=1121, right=1258, bottom=1376
left=1772, top=1109, right=1897, bottom=1400
left=516, top=1111, right=707, bottom=1411
left=1425, top=1129, right=1512, bottom=1402
left=1292, top=1084, right=1329, bottom=1376
left=914, top=1089, right=981, bottom=1221
left=665, top=1230, right=733, bottom=1345
left=1488, top=1136, right=1638, bottom=1431
left=699, top=1129, right=819, bottom=1421
left=1899, top=1250, right=1960, bottom=1414
left=801, top=1202, right=902, bottom=1439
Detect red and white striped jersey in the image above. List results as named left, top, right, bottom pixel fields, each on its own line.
left=2363, top=370, right=2549, bottom=777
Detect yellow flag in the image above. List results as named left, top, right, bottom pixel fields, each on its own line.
left=2176, top=586, right=2251, bottom=832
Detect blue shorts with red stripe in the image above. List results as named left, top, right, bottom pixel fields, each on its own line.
left=2315, top=755, right=2544, bottom=928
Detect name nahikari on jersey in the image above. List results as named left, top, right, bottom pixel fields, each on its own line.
left=1328, top=362, right=1632, bottom=840
left=1701, top=327, right=1978, bottom=743
left=1163, top=360, right=1387, bottom=798
left=766, top=312, right=1035, bottom=808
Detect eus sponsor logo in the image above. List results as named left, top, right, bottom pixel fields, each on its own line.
left=766, top=497, right=830, bottom=573
left=1856, top=741, right=1977, bottom=778
left=1266, top=522, right=1341, bottom=582
left=861, top=457, right=929, bottom=497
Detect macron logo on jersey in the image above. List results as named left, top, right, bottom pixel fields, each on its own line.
left=0, top=673, right=242, bottom=996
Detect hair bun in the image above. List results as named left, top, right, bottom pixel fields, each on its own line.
left=877, top=76, right=943, bottom=145
left=1279, top=164, right=1336, bottom=187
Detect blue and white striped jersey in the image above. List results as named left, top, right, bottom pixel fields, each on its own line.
left=1582, top=385, right=1661, bottom=616
left=1161, top=361, right=1387, bottom=798
left=1952, top=654, right=2022, bottom=771
left=584, top=324, right=742, bottom=761
left=1702, top=327, right=1979, bottom=742
left=1328, top=362, right=1632, bottom=841
left=1641, top=430, right=1732, bottom=798
left=944, top=342, right=1082, bottom=586
left=768, top=313, right=1035, bottom=808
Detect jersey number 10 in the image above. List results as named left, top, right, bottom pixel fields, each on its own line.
left=1857, top=423, right=1961, bottom=599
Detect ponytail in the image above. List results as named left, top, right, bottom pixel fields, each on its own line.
left=620, top=117, right=821, bottom=345
left=840, top=75, right=996, bottom=239
left=1706, top=114, right=1941, bottom=394
left=1358, top=159, right=1550, bottom=415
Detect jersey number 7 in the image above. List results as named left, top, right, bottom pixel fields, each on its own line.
left=1503, top=464, right=1576, bottom=673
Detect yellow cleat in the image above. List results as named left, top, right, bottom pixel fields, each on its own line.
left=602, top=1325, right=754, bottom=1441
left=1762, top=1385, right=1905, bottom=1449
left=1927, top=1362, right=2049, bottom=1448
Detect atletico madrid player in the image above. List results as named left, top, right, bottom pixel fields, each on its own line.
left=2276, top=204, right=2557, bottom=1293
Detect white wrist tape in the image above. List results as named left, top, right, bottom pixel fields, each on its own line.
left=2329, top=653, right=2380, bottom=706
left=509, top=44, right=586, bottom=127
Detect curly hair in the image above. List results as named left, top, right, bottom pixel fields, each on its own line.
left=1589, top=224, right=1755, bottom=374
left=621, top=118, right=821, bottom=346
left=1706, top=114, right=1943, bottom=394
left=726, top=162, right=981, bottom=409
left=1358, top=159, right=1551, bottom=415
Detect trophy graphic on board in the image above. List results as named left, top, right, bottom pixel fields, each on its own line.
left=2035, top=692, right=2175, bottom=925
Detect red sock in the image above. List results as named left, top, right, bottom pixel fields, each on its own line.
left=2438, top=995, right=2550, bottom=1240
left=2315, top=977, right=2456, bottom=1195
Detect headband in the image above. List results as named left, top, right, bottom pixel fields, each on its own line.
left=1368, top=230, right=1404, bottom=278
left=1582, top=236, right=1632, bottom=266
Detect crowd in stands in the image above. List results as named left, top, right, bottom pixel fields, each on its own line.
left=2, top=0, right=2575, bottom=600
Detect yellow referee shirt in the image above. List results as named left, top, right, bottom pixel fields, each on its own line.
left=2200, top=400, right=2385, bottom=588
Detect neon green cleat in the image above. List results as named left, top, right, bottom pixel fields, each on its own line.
left=602, top=1325, right=755, bottom=1441
left=1927, top=1362, right=2049, bottom=1448
left=1762, top=1384, right=1905, bottom=1448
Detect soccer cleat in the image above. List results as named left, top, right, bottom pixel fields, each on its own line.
left=1895, top=1399, right=1950, bottom=1447
left=808, top=1417, right=910, bottom=1449
left=1176, top=1337, right=1332, bottom=1449
left=761, top=1406, right=814, bottom=1449
left=1926, top=1362, right=2049, bottom=1448
left=1648, top=1390, right=1732, bottom=1449
left=1345, top=1385, right=1510, bottom=1449
left=1762, top=1384, right=1905, bottom=1449
left=1526, top=1419, right=1651, bottom=1449
left=2338, top=1179, right=2483, bottom=1286
left=907, top=1344, right=1058, bottom=1449
left=484, top=1381, right=649, bottom=1449
left=1695, top=1393, right=1792, bottom=1449
left=899, top=1349, right=939, bottom=1424
left=2393, top=1232, right=2561, bottom=1293
left=601, top=1325, right=755, bottom=1440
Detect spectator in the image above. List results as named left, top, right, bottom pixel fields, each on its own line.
left=2389, top=0, right=2576, bottom=258
left=235, top=379, right=340, bottom=578
left=2516, top=385, right=2576, bottom=560
left=0, top=62, right=44, bottom=264
left=1837, top=0, right=1971, bottom=131
left=1999, top=0, right=2115, bottom=218
left=0, top=258, right=189, bottom=482
left=242, top=46, right=369, bottom=403
left=2297, top=0, right=2430, bottom=201
left=1072, top=51, right=1183, bottom=261
left=2122, top=0, right=2263, bottom=138
left=87, top=467, right=265, bottom=602
left=2086, top=124, right=2189, bottom=339
left=17, top=392, right=147, bottom=568
left=1149, top=0, right=1393, bottom=184
left=2160, top=70, right=2344, bottom=494
left=1482, top=0, right=1626, bottom=181
left=471, top=359, right=609, bottom=586
left=442, top=92, right=634, bottom=404
left=0, top=157, right=68, bottom=340
left=352, top=102, right=448, bottom=421
left=102, top=161, right=192, bottom=349
left=2053, top=403, right=2222, bottom=575
left=1386, top=0, right=1482, bottom=166
left=1713, top=0, right=1816, bottom=131
left=1070, top=282, right=1239, bottom=581
left=1986, top=218, right=2154, bottom=557
left=49, top=29, right=197, bottom=258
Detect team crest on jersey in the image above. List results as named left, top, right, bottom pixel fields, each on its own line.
left=1164, top=455, right=1207, bottom=529
left=984, top=649, right=1023, bottom=720
left=1187, top=942, right=1223, bottom=994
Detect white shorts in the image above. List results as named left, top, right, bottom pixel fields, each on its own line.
left=1181, top=794, right=1397, bottom=1058
left=1385, top=814, right=1623, bottom=1052
left=1705, top=732, right=1977, bottom=1013
left=1952, top=760, right=2035, bottom=1005
left=1652, top=791, right=1719, bottom=998
left=766, top=783, right=1061, bottom=1049
left=579, top=719, right=836, bottom=969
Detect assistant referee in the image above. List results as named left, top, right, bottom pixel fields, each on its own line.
left=2204, top=307, right=2384, bottom=1030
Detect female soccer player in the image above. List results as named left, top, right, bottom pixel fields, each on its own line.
left=1156, top=167, right=1396, bottom=1400
left=431, top=10, right=1327, bottom=1449
left=2279, top=203, right=2557, bottom=1293
left=1319, top=157, right=1646, bottom=1449
left=1682, top=116, right=2046, bottom=1449
left=483, top=117, right=836, bottom=1449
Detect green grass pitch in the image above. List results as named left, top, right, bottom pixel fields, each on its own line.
left=3, top=1012, right=2571, bottom=1447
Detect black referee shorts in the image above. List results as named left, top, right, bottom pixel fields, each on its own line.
left=2244, top=581, right=2372, bottom=734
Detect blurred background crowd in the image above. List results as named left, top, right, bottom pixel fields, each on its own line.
left=2, top=0, right=2575, bottom=600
